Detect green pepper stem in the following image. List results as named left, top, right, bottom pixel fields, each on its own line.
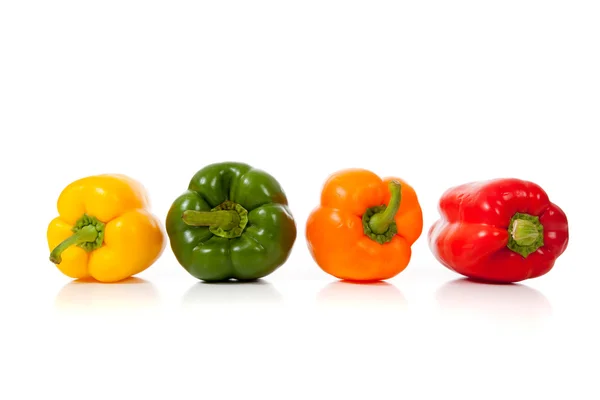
left=369, top=180, right=402, bottom=235
left=511, top=219, right=541, bottom=246
left=182, top=210, right=240, bottom=230
left=49, top=225, right=99, bottom=264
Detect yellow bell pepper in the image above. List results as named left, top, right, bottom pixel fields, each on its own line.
left=47, top=174, right=166, bottom=283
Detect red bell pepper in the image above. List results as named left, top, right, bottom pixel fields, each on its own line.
left=428, top=178, right=569, bottom=283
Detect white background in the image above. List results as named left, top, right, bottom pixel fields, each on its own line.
left=1, top=1, right=599, bottom=399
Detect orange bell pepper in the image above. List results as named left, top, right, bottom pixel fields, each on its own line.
left=306, top=169, right=423, bottom=281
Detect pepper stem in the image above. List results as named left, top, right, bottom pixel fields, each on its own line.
left=49, top=225, right=99, bottom=264
left=369, top=180, right=402, bottom=234
left=511, top=219, right=540, bottom=246
left=362, top=181, right=402, bottom=244
left=182, top=200, right=249, bottom=239
left=183, top=210, right=240, bottom=230
left=507, top=212, right=544, bottom=258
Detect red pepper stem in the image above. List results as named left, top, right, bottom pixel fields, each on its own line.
left=507, top=212, right=544, bottom=258
left=369, top=181, right=402, bottom=235
left=49, top=225, right=98, bottom=265
left=182, top=210, right=240, bottom=230
left=511, top=219, right=541, bottom=246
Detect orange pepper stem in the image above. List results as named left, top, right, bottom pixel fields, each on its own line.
left=361, top=181, right=402, bottom=244
left=369, top=181, right=402, bottom=234
left=49, top=224, right=98, bottom=265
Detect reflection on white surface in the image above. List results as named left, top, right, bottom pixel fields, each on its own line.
left=55, top=277, right=160, bottom=314
left=435, top=278, right=552, bottom=326
left=317, top=281, right=407, bottom=310
left=182, top=279, right=284, bottom=308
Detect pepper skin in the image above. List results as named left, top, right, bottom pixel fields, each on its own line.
left=305, top=169, right=423, bottom=282
left=47, top=174, right=166, bottom=283
left=428, top=178, right=569, bottom=283
left=166, top=162, right=297, bottom=282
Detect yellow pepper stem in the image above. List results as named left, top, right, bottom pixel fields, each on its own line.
left=49, top=224, right=99, bottom=264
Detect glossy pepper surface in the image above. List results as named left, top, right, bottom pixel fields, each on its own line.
left=166, top=162, right=297, bottom=282
left=47, top=174, right=166, bottom=282
left=428, top=178, right=569, bottom=283
left=306, top=169, right=423, bottom=282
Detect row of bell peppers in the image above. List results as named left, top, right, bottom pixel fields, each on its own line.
left=47, top=162, right=569, bottom=284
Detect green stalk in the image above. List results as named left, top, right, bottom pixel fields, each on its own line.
left=362, top=180, right=402, bottom=244
left=181, top=200, right=249, bottom=239
left=511, top=219, right=541, bottom=246
left=182, top=210, right=240, bottom=230
left=369, top=180, right=402, bottom=234
left=507, top=212, right=544, bottom=258
left=50, top=225, right=99, bottom=264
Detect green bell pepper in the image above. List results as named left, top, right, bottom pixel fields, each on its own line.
left=166, top=162, right=297, bottom=282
